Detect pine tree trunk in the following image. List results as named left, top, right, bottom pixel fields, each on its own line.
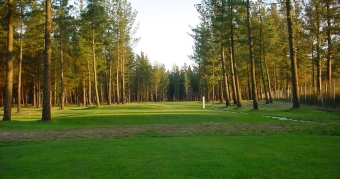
left=17, top=15, right=23, bottom=113
left=107, top=59, right=112, bottom=105
left=233, top=56, right=242, bottom=107
left=259, top=18, right=269, bottom=104
left=33, top=79, right=36, bottom=107
left=247, top=64, right=252, bottom=100
left=264, top=57, right=273, bottom=103
left=286, top=0, right=300, bottom=108
left=53, top=67, right=57, bottom=106
left=326, top=2, right=332, bottom=104
left=60, top=33, right=65, bottom=109
left=246, top=0, right=258, bottom=110
left=121, top=55, right=125, bottom=104
left=82, top=75, right=86, bottom=105
left=87, top=59, right=92, bottom=106
left=221, top=46, right=230, bottom=106
left=116, top=43, right=120, bottom=104
left=229, top=45, right=237, bottom=105
left=227, top=0, right=241, bottom=107
left=42, top=0, right=52, bottom=120
left=92, top=28, right=100, bottom=106
left=3, top=0, right=14, bottom=121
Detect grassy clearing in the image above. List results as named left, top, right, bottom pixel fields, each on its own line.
left=1, top=101, right=339, bottom=131
left=1, top=101, right=340, bottom=178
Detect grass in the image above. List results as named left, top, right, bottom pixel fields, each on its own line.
left=1, top=135, right=340, bottom=179
left=1, top=101, right=340, bottom=178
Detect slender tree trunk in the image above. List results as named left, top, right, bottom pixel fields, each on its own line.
left=60, top=32, right=65, bottom=109
left=264, top=56, right=273, bottom=103
left=92, top=28, right=100, bottom=106
left=42, top=0, right=52, bottom=121
left=37, top=69, right=41, bottom=108
left=82, top=74, right=86, bottom=105
left=326, top=2, right=332, bottom=106
left=221, top=46, right=230, bottom=106
left=53, top=67, right=57, bottom=106
left=247, top=0, right=258, bottom=110
left=33, top=79, right=36, bottom=107
left=233, top=55, right=242, bottom=107
left=87, top=59, right=92, bottom=106
left=286, top=0, right=300, bottom=108
left=107, top=57, right=112, bottom=105
left=121, top=55, right=125, bottom=104
left=259, top=17, right=269, bottom=104
left=116, top=42, right=120, bottom=104
left=247, top=64, right=252, bottom=100
left=229, top=46, right=237, bottom=105
left=17, top=14, right=23, bottom=113
left=316, top=6, right=322, bottom=97
left=228, top=0, right=241, bottom=107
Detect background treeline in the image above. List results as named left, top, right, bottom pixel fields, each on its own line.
left=0, top=0, right=340, bottom=112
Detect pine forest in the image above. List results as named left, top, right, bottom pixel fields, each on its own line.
left=1, top=0, right=340, bottom=121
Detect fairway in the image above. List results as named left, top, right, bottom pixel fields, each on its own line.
left=1, top=102, right=340, bottom=178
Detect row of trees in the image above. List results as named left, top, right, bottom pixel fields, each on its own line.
left=1, top=0, right=339, bottom=121
left=1, top=0, right=142, bottom=120
left=189, top=0, right=340, bottom=109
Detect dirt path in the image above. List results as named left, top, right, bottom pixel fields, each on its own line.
left=0, top=123, right=308, bottom=142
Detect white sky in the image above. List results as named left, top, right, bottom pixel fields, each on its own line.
left=129, top=0, right=201, bottom=69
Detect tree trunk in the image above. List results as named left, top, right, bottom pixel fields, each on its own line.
left=17, top=12, right=23, bottom=113
left=60, top=32, right=65, bottom=109
left=107, top=57, right=112, bottom=105
left=259, top=17, right=269, bottom=104
left=87, top=59, right=92, bottom=106
left=33, top=79, right=36, bottom=107
left=229, top=45, right=237, bottom=105
left=246, top=0, right=258, bottom=110
left=82, top=74, right=86, bottom=105
left=326, top=2, right=332, bottom=103
left=221, top=46, right=230, bottom=106
left=316, top=6, right=322, bottom=97
left=53, top=67, right=57, bottom=106
left=116, top=62, right=120, bottom=104
left=121, top=55, right=125, bottom=104
left=3, top=0, right=14, bottom=121
left=286, top=0, right=300, bottom=108
left=42, top=0, right=52, bottom=121
left=232, top=49, right=242, bottom=107
left=92, top=28, right=100, bottom=106
left=264, top=57, right=273, bottom=103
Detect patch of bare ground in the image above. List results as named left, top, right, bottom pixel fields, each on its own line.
left=0, top=122, right=324, bottom=142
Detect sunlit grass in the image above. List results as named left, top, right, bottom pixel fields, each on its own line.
left=1, top=101, right=340, bottom=178
left=1, top=101, right=339, bottom=131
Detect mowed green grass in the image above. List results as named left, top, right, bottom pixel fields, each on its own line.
left=1, top=135, right=340, bottom=179
left=1, top=101, right=340, bottom=178
left=1, top=101, right=339, bottom=130
left=0, top=102, right=275, bottom=130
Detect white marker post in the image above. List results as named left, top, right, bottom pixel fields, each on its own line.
left=202, top=96, right=205, bottom=109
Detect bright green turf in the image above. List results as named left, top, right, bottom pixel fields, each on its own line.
left=1, top=101, right=340, bottom=178
left=1, top=135, right=340, bottom=179
left=1, top=101, right=339, bottom=131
